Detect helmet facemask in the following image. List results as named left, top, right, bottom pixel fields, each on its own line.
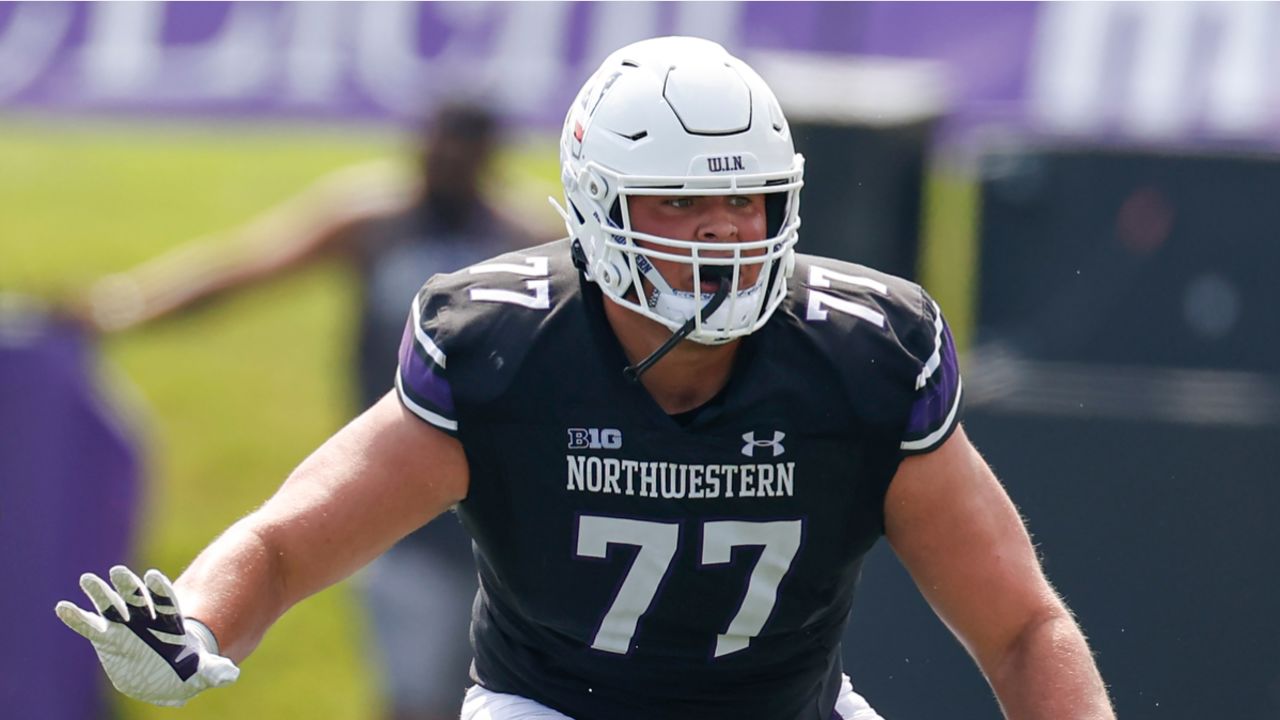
left=576, top=171, right=802, bottom=346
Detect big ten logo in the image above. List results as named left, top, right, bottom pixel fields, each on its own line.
left=567, top=427, right=623, bottom=450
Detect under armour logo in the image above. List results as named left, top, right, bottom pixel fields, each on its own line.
left=741, top=431, right=785, bottom=457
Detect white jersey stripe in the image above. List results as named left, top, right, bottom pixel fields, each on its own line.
left=900, top=378, right=963, bottom=452
left=411, top=298, right=447, bottom=369
left=913, top=300, right=945, bottom=390
left=395, top=372, right=459, bottom=432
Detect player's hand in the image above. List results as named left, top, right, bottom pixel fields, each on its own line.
left=54, top=566, right=240, bottom=707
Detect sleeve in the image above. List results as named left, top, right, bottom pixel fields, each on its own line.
left=394, top=289, right=459, bottom=437
left=899, top=291, right=963, bottom=455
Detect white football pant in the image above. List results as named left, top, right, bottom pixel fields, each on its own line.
left=459, top=673, right=885, bottom=720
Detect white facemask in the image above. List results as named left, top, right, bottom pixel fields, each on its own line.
left=640, top=261, right=768, bottom=344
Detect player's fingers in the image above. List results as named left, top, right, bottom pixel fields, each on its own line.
left=80, top=573, right=129, bottom=623
left=109, top=566, right=155, bottom=621
left=143, top=569, right=184, bottom=631
left=55, top=600, right=110, bottom=640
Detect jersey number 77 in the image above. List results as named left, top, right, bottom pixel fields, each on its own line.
left=575, top=515, right=802, bottom=658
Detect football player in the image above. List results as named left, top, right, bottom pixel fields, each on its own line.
left=57, top=37, right=1114, bottom=719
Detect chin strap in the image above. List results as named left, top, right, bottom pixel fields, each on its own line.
left=623, top=272, right=731, bottom=383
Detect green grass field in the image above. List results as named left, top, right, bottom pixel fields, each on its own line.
left=0, top=115, right=974, bottom=719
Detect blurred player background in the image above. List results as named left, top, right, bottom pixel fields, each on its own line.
left=3, top=3, right=1279, bottom=719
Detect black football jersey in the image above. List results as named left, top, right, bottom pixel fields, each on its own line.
left=395, top=239, right=962, bottom=720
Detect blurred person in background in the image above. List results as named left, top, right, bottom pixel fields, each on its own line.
left=65, top=100, right=541, bottom=720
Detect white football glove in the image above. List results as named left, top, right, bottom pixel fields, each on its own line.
left=54, top=565, right=240, bottom=707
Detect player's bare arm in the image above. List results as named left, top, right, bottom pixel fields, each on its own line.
left=175, top=391, right=468, bottom=663
left=885, top=425, right=1114, bottom=719
left=56, top=391, right=468, bottom=705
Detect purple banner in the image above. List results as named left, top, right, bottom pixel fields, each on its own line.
left=2, top=2, right=1279, bottom=147
left=0, top=309, right=142, bottom=719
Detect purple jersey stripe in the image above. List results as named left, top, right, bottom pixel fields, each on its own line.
left=904, top=319, right=961, bottom=442
left=398, top=316, right=455, bottom=414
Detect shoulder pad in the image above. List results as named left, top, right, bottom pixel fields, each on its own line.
left=396, top=239, right=577, bottom=435
left=781, top=254, right=963, bottom=454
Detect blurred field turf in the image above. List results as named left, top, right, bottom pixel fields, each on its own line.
left=0, top=116, right=974, bottom=719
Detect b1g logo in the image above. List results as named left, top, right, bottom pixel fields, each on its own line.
left=568, top=427, right=623, bottom=450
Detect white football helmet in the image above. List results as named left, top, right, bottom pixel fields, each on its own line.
left=554, top=36, right=803, bottom=345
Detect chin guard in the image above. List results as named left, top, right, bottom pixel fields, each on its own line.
left=623, top=271, right=732, bottom=383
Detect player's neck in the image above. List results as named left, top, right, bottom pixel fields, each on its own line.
left=602, top=298, right=740, bottom=415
